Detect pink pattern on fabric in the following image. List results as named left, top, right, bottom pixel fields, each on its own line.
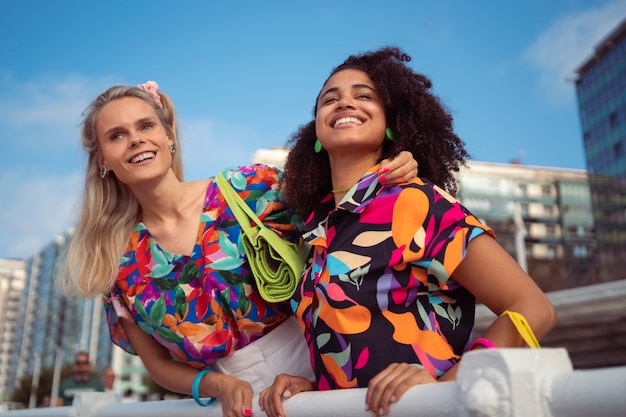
left=354, top=346, right=369, bottom=369
left=111, top=295, right=136, bottom=323
left=359, top=194, right=395, bottom=224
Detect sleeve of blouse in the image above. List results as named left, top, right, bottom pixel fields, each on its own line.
left=102, top=290, right=138, bottom=355
left=222, top=164, right=303, bottom=244
left=399, top=180, right=496, bottom=282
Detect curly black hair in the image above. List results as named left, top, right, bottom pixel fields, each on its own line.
left=282, top=46, right=469, bottom=219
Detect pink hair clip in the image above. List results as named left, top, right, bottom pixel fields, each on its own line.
left=137, top=80, right=163, bottom=108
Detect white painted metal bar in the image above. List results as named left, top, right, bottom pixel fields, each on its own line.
left=1, top=349, right=624, bottom=417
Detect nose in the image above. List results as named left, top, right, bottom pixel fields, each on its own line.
left=128, top=131, right=146, bottom=147
left=336, top=96, right=355, bottom=110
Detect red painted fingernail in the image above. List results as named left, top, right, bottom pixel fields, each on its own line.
left=244, top=409, right=251, bottom=416
left=379, top=175, right=387, bottom=183
left=384, top=167, right=390, bottom=173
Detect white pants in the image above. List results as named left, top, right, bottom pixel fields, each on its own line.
left=210, top=316, right=315, bottom=393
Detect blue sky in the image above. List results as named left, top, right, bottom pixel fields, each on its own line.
left=1, top=0, right=625, bottom=260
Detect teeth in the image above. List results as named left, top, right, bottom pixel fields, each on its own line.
left=130, top=152, right=156, bottom=163
left=334, top=117, right=362, bottom=128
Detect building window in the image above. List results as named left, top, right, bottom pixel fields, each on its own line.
left=573, top=245, right=588, bottom=258
left=520, top=202, right=529, bottom=216
left=615, top=141, right=624, bottom=158
left=609, top=111, right=618, bottom=129
left=542, top=185, right=552, bottom=196
left=543, top=204, right=553, bottom=216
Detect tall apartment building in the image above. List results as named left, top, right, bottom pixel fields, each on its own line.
left=455, top=161, right=596, bottom=291
left=4, top=231, right=112, bottom=401
left=0, top=259, right=26, bottom=401
left=575, top=17, right=626, bottom=281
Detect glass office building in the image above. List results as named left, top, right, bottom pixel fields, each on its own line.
left=575, top=18, right=626, bottom=281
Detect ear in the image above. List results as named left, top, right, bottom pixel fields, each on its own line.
left=95, top=151, right=104, bottom=167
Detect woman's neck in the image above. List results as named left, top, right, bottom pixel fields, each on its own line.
left=130, top=172, right=191, bottom=224
left=328, top=152, right=380, bottom=204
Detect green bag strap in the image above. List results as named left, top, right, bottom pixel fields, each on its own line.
left=215, top=172, right=263, bottom=236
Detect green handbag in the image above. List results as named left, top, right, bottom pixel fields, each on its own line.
left=215, top=172, right=308, bottom=303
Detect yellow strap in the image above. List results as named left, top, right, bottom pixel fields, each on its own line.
left=500, top=310, right=540, bottom=348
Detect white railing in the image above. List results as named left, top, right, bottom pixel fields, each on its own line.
left=2, top=348, right=625, bottom=417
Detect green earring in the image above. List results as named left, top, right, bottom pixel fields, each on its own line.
left=314, top=139, right=323, bottom=153
left=385, top=128, right=395, bottom=141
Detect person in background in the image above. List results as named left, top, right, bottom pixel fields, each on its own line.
left=39, top=395, right=50, bottom=408
left=57, top=351, right=104, bottom=406
left=259, top=46, right=558, bottom=417
left=101, top=367, right=117, bottom=393
left=61, top=81, right=418, bottom=417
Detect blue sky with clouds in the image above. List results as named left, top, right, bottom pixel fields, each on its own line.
left=1, top=0, right=625, bottom=259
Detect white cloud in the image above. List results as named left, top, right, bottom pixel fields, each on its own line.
left=0, top=73, right=121, bottom=259
left=179, top=117, right=264, bottom=181
left=0, top=73, right=118, bottom=127
left=0, top=171, right=82, bottom=259
left=522, top=0, right=626, bottom=105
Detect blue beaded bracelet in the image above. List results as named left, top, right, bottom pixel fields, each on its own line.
left=192, top=369, right=217, bottom=407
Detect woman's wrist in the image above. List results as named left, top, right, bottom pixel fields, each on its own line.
left=467, top=338, right=497, bottom=351
left=192, top=369, right=217, bottom=407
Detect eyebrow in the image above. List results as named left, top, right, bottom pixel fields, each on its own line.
left=318, top=83, right=376, bottom=101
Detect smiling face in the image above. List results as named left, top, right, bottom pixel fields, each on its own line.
left=95, top=96, right=173, bottom=187
left=315, top=68, right=386, bottom=159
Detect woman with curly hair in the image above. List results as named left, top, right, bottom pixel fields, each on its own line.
left=259, top=47, right=557, bottom=417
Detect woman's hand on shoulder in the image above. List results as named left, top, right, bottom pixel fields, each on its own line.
left=378, top=151, right=418, bottom=185
left=366, top=363, right=437, bottom=417
left=258, top=374, right=315, bottom=417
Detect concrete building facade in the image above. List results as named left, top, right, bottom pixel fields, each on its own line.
left=455, top=161, right=597, bottom=291
left=0, top=259, right=26, bottom=401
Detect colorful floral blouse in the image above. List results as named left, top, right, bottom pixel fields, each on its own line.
left=292, top=166, right=495, bottom=390
left=104, top=164, right=302, bottom=369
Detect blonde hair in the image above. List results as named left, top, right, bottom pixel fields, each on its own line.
left=62, top=85, right=183, bottom=297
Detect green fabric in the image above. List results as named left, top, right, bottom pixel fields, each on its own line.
left=216, top=173, right=307, bottom=302
left=58, top=375, right=104, bottom=405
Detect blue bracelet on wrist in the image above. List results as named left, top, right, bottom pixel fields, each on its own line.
left=192, top=369, right=217, bottom=407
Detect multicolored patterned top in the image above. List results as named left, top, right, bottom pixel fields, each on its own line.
left=104, top=164, right=302, bottom=369
left=292, top=166, right=495, bottom=390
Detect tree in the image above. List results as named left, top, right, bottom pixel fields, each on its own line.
left=10, top=366, right=73, bottom=407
